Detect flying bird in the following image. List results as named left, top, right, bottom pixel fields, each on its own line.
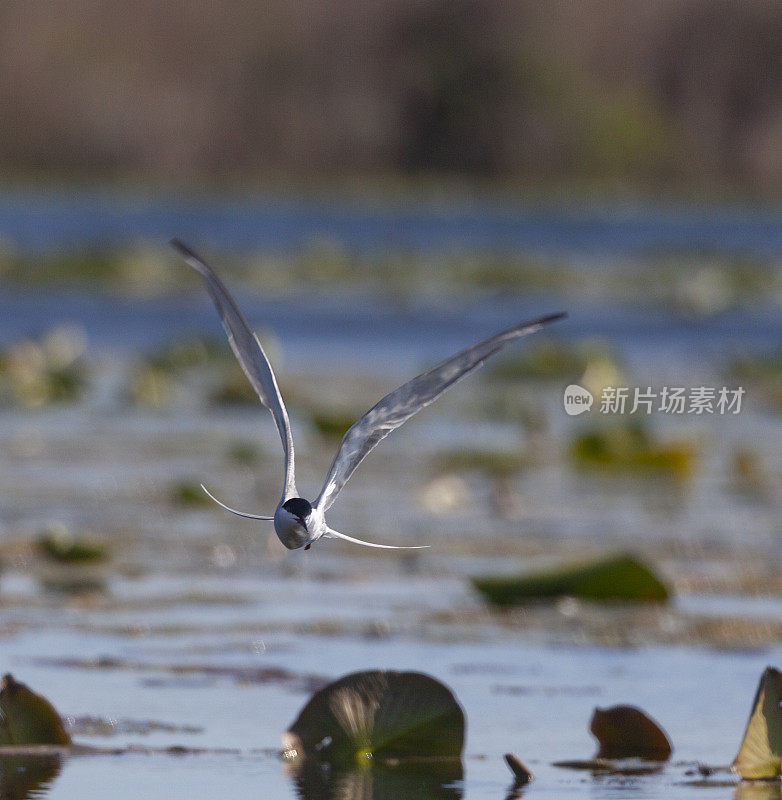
left=172, top=239, right=565, bottom=551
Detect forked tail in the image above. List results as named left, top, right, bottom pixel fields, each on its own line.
left=324, top=527, right=429, bottom=550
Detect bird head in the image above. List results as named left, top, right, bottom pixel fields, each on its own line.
left=275, top=497, right=313, bottom=549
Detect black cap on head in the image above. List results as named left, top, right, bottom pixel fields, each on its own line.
left=282, top=498, right=312, bottom=518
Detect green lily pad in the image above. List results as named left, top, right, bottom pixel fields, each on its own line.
left=0, top=675, right=71, bottom=746
left=283, top=670, right=465, bottom=767
left=732, top=666, right=782, bottom=779
left=590, top=705, right=672, bottom=760
left=472, top=552, right=670, bottom=605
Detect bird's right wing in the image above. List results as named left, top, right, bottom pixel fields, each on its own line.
left=314, top=312, right=565, bottom=512
left=172, top=240, right=297, bottom=500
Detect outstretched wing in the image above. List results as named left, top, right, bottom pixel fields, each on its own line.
left=172, top=240, right=297, bottom=500
left=314, top=312, right=565, bottom=512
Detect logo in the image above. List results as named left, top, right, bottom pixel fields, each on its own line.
left=564, top=384, right=593, bottom=415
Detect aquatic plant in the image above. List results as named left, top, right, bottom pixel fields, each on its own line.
left=170, top=480, right=212, bottom=507
left=283, top=670, right=465, bottom=767
left=728, top=349, right=782, bottom=412
left=430, top=448, right=529, bottom=478
left=590, top=705, right=672, bottom=760
left=0, top=326, right=88, bottom=408
left=569, top=422, right=695, bottom=479
left=472, top=552, right=670, bottom=605
left=310, top=409, right=361, bottom=440
left=0, top=675, right=70, bottom=746
left=38, top=523, right=108, bottom=564
left=226, top=441, right=263, bottom=465
left=504, top=752, right=534, bottom=785
left=487, top=337, right=620, bottom=384
left=732, top=666, right=782, bottom=780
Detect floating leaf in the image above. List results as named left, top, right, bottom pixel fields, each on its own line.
left=472, top=552, right=670, bottom=605
left=732, top=666, right=782, bottom=779
left=590, top=705, right=672, bottom=760
left=0, top=675, right=71, bottom=745
left=283, top=670, right=465, bottom=767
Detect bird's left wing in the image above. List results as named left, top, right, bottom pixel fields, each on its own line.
left=314, top=312, right=565, bottom=512
left=172, top=240, right=297, bottom=500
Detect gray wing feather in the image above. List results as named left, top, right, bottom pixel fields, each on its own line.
left=315, top=312, right=565, bottom=512
left=172, top=240, right=297, bottom=500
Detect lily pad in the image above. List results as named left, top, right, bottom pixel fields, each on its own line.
left=472, top=552, right=670, bottom=605
left=0, top=675, right=71, bottom=746
left=283, top=670, right=465, bottom=767
left=590, top=705, right=672, bottom=760
left=732, top=666, right=782, bottom=779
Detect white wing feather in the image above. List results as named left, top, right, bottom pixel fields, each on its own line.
left=315, top=312, right=565, bottom=512
left=172, top=240, right=297, bottom=501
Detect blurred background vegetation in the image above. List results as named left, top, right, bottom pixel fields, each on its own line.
left=1, top=0, right=781, bottom=196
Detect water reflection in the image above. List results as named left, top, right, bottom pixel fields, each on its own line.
left=287, top=759, right=463, bottom=800
left=0, top=754, right=61, bottom=799
left=734, top=782, right=782, bottom=800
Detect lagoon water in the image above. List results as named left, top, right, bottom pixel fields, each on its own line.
left=0, top=192, right=780, bottom=799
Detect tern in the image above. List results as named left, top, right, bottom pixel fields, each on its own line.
left=172, top=239, right=565, bottom=550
